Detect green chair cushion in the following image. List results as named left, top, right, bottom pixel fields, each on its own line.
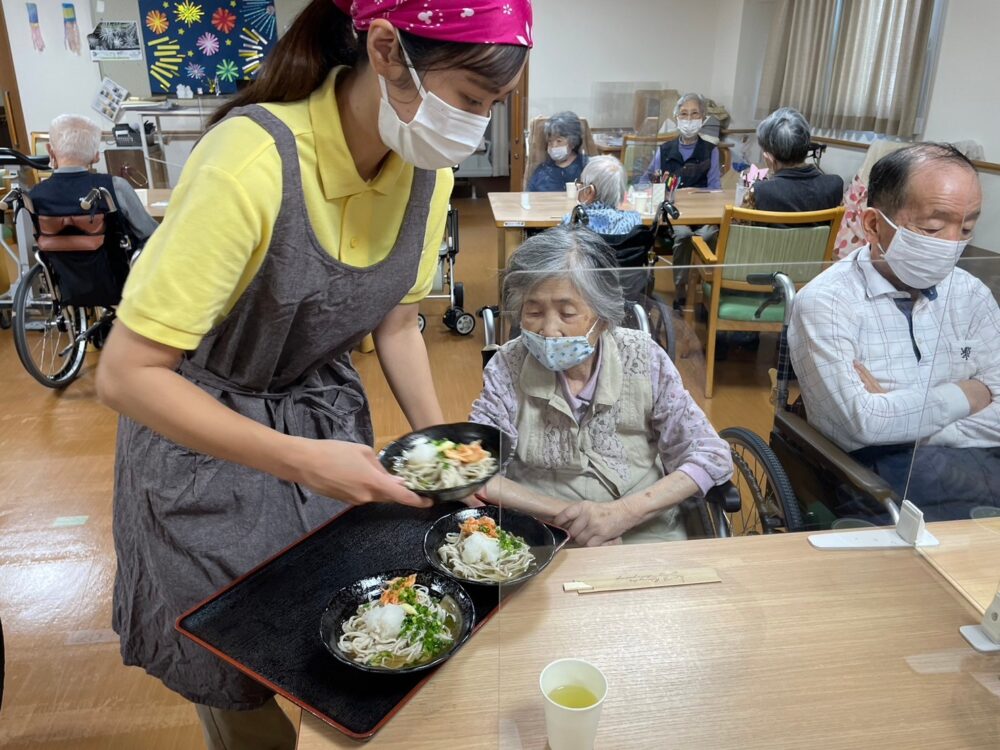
left=702, top=282, right=785, bottom=323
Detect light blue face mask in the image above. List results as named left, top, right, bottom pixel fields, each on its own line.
left=521, top=321, right=599, bottom=372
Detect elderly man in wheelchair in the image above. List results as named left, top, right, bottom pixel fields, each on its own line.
left=14, top=114, right=156, bottom=387
left=470, top=225, right=738, bottom=545
left=782, top=143, right=999, bottom=526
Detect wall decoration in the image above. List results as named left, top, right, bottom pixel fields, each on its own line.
left=26, top=3, right=45, bottom=52
left=87, top=21, right=141, bottom=61
left=63, top=3, right=81, bottom=55
left=138, top=0, right=276, bottom=95
left=91, top=76, right=129, bottom=123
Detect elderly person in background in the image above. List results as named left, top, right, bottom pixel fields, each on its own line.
left=643, top=94, right=721, bottom=190
left=789, top=143, right=1000, bottom=522
left=753, top=107, right=843, bottom=212
left=527, top=111, right=589, bottom=192
left=562, top=155, right=642, bottom=235
left=641, top=93, right=720, bottom=308
left=31, top=114, right=158, bottom=245
left=471, top=226, right=732, bottom=545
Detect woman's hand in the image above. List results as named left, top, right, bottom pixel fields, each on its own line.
left=293, top=438, right=431, bottom=508
left=553, top=500, right=642, bottom=547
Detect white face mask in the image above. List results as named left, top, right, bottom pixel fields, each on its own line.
left=877, top=210, right=968, bottom=289
left=548, top=145, right=569, bottom=162
left=521, top=320, right=599, bottom=372
left=677, top=118, right=703, bottom=138
left=377, top=39, right=491, bottom=170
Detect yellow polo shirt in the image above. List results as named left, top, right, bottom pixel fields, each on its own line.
left=117, top=67, right=453, bottom=351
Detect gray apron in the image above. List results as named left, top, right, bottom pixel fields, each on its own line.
left=111, top=106, right=434, bottom=709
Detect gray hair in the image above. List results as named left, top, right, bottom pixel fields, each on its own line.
left=579, top=155, right=627, bottom=207
left=673, top=93, right=706, bottom=118
left=49, top=114, right=101, bottom=165
left=544, top=111, right=583, bottom=153
left=503, top=225, right=625, bottom=328
left=756, top=107, right=811, bottom=165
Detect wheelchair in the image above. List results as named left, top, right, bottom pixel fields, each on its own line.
left=570, top=200, right=679, bottom=362
left=12, top=181, right=137, bottom=388
left=0, top=149, right=51, bottom=330
left=418, top=206, right=476, bottom=336
left=719, top=272, right=902, bottom=534
left=477, top=213, right=742, bottom=540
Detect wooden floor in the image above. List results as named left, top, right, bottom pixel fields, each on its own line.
left=0, top=197, right=775, bottom=748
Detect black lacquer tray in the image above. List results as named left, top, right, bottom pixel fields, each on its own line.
left=176, top=502, right=569, bottom=740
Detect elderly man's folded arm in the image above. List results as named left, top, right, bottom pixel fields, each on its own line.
left=790, top=293, right=971, bottom=448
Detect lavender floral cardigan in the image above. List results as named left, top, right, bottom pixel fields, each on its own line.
left=470, top=328, right=733, bottom=542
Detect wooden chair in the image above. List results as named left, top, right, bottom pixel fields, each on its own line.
left=632, top=89, right=680, bottom=133
left=685, top=205, right=845, bottom=398
left=29, top=131, right=50, bottom=184
left=523, top=115, right=599, bottom=190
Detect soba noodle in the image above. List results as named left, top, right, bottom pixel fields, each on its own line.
left=337, top=575, right=458, bottom=669
left=392, top=438, right=497, bottom=492
left=437, top=517, right=535, bottom=583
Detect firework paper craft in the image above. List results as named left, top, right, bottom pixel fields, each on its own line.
left=26, top=3, right=45, bottom=52
left=63, top=3, right=81, bottom=54
left=138, top=0, right=276, bottom=94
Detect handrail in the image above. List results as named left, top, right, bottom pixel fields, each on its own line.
left=810, top=135, right=1000, bottom=175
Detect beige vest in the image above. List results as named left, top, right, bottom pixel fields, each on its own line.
left=505, top=328, right=684, bottom=543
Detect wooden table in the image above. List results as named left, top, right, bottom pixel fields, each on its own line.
left=488, top=188, right=736, bottom=304
left=297, top=524, right=998, bottom=749
left=135, top=187, right=171, bottom=220
left=919, top=517, right=1000, bottom=614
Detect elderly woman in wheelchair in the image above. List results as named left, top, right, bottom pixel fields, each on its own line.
left=470, top=225, right=734, bottom=545
left=563, top=155, right=642, bottom=236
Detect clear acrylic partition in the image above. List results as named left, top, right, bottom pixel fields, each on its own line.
left=471, top=244, right=1000, bottom=747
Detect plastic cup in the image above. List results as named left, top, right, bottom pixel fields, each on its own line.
left=566, top=182, right=577, bottom=200
left=651, top=182, right=666, bottom=206
left=539, top=658, right=608, bottom=750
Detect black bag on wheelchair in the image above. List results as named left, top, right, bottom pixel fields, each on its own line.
left=28, top=174, right=132, bottom=308
left=34, top=212, right=131, bottom=307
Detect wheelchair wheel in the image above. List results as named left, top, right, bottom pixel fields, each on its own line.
left=12, top=264, right=87, bottom=388
left=721, top=426, right=804, bottom=533
left=644, top=294, right=676, bottom=363
left=417, top=313, right=426, bottom=333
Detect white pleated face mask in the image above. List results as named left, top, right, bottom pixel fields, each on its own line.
left=677, top=118, right=703, bottom=138
left=377, top=37, right=491, bottom=170
left=878, top=210, right=969, bottom=289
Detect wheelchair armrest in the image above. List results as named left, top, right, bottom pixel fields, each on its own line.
left=773, top=410, right=897, bottom=506
left=705, top=481, right=740, bottom=514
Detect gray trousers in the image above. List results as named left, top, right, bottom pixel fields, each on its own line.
left=672, top=224, right=719, bottom=297
left=196, top=697, right=297, bottom=750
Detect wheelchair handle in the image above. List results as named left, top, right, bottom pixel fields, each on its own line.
left=746, top=272, right=796, bottom=324
left=0, top=148, right=50, bottom=171
left=80, top=187, right=118, bottom=213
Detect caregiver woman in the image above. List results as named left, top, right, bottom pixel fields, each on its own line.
left=96, top=0, right=530, bottom=746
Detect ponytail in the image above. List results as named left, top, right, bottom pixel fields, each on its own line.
left=210, top=0, right=360, bottom=125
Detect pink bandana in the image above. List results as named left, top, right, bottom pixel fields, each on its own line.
left=332, top=0, right=533, bottom=47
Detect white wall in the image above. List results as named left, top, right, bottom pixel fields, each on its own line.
left=528, top=0, right=724, bottom=127
left=4, top=0, right=103, bottom=134
left=922, top=0, right=1000, bottom=159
